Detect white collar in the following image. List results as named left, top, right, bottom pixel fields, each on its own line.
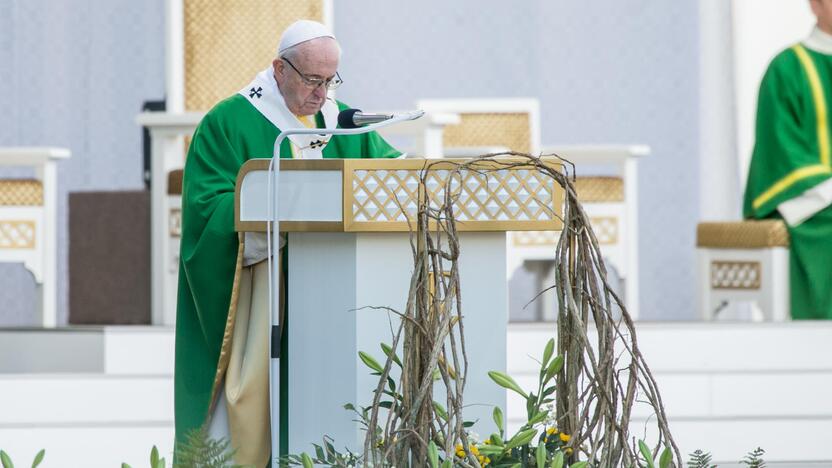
left=803, top=26, right=832, bottom=55
left=238, top=66, right=339, bottom=159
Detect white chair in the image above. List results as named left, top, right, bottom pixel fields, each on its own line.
left=415, top=99, right=558, bottom=319
left=537, top=145, right=648, bottom=317
left=696, top=220, right=790, bottom=321
left=0, top=147, right=70, bottom=327
left=135, top=112, right=200, bottom=325
left=374, top=111, right=461, bottom=158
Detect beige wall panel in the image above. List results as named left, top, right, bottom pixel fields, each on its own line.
left=184, top=0, right=323, bottom=111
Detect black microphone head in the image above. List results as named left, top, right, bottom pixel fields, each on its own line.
left=337, top=108, right=362, bottom=129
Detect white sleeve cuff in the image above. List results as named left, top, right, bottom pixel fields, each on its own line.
left=242, top=231, right=284, bottom=266
left=777, top=178, right=832, bottom=226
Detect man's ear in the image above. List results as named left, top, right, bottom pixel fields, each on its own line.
left=810, top=0, right=821, bottom=16
left=273, top=58, right=284, bottom=77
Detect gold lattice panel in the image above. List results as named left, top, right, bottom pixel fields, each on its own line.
left=346, top=160, right=560, bottom=231
left=711, top=261, right=761, bottom=290
left=512, top=216, right=618, bottom=247
left=184, top=0, right=324, bottom=111
left=443, top=113, right=532, bottom=154
left=513, top=230, right=559, bottom=247
left=0, top=220, right=36, bottom=249
left=590, top=216, right=619, bottom=245
left=574, top=177, right=624, bottom=203
left=0, top=179, right=43, bottom=206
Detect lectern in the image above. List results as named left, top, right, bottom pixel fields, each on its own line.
left=235, top=157, right=562, bottom=455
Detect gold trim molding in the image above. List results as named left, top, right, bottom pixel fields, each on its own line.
left=697, top=220, right=789, bottom=248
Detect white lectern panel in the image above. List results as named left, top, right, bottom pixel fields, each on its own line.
left=287, top=232, right=507, bottom=454
left=239, top=169, right=343, bottom=222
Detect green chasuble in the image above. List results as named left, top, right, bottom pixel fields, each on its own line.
left=743, top=44, right=832, bottom=319
left=174, top=94, right=400, bottom=446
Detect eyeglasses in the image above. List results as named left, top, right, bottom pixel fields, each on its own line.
left=281, top=57, right=343, bottom=90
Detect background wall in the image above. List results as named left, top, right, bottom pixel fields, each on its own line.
left=335, top=0, right=700, bottom=320
left=0, top=0, right=165, bottom=325
left=732, top=0, right=814, bottom=192
left=0, top=0, right=702, bottom=324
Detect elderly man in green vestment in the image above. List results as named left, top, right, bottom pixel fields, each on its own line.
left=174, top=20, right=400, bottom=466
left=744, top=0, right=832, bottom=319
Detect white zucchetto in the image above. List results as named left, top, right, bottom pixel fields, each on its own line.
left=278, top=20, right=336, bottom=55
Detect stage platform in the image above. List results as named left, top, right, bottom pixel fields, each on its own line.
left=0, top=326, right=174, bottom=467
left=1, top=322, right=831, bottom=466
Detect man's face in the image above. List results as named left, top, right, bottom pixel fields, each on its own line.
left=273, top=37, right=340, bottom=116
left=811, top=0, right=832, bottom=34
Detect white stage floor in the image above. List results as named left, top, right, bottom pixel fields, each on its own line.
left=1, top=322, right=831, bottom=466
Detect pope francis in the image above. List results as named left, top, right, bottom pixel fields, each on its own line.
left=174, top=20, right=400, bottom=466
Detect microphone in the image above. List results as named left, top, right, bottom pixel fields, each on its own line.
left=338, top=108, right=394, bottom=129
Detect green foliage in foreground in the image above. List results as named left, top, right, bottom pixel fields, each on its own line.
left=1, top=428, right=253, bottom=468
left=279, top=338, right=666, bottom=467
left=0, top=449, right=44, bottom=468
left=687, top=447, right=767, bottom=468
left=0, top=336, right=770, bottom=468
left=121, top=428, right=254, bottom=468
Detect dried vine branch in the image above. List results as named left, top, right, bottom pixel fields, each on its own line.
left=360, top=152, right=681, bottom=467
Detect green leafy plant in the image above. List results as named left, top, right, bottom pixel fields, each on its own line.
left=637, top=440, right=672, bottom=468
left=173, top=428, right=255, bottom=468
left=121, top=445, right=168, bottom=468
left=278, top=434, right=359, bottom=467
left=121, top=428, right=252, bottom=468
left=470, top=338, right=575, bottom=467
left=687, top=449, right=716, bottom=468
left=741, top=447, right=766, bottom=467
left=280, top=338, right=609, bottom=467
left=686, top=447, right=767, bottom=468
left=0, top=449, right=44, bottom=468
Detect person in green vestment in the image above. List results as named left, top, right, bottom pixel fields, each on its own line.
left=174, top=20, right=400, bottom=466
left=743, top=0, right=832, bottom=319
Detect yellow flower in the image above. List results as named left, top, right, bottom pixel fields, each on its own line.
left=485, top=457, right=491, bottom=465
left=559, top=433, right=571, bottom=443
left=483, top=439, right=492, bottom=445
left=564, top=447, right=573, bottom=456
left=547, top=427, right=558, bottom=435
left=455, top=442, right=481, bottom=458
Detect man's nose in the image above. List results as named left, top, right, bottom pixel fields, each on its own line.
left=312, top=84, right=327, bottom=99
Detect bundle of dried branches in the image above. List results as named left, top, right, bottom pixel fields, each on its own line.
left=361, top=152, right=681, bottom=467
